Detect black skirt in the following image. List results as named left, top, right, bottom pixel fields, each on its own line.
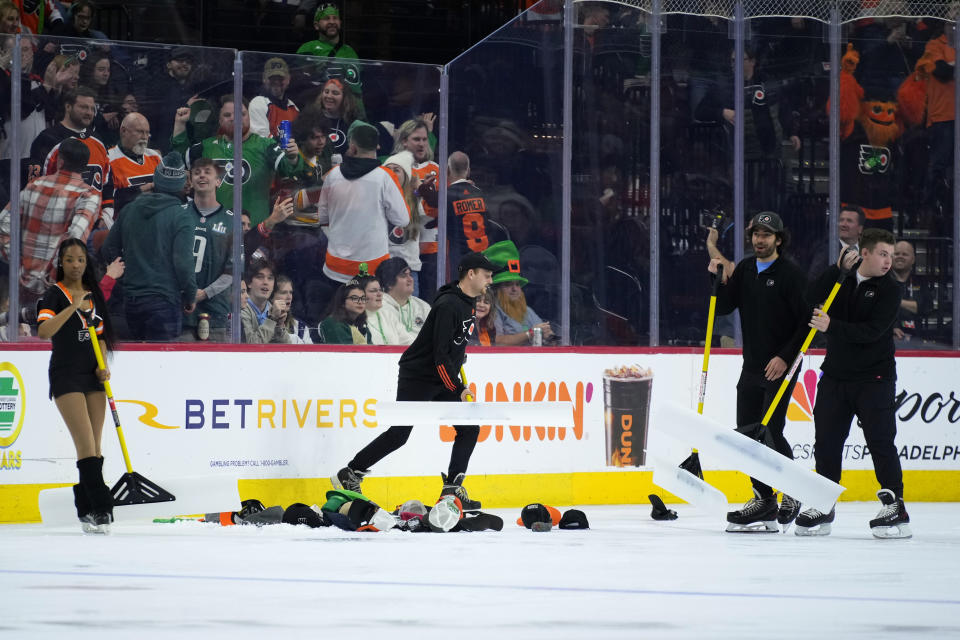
left=49, top=370, right=104, bottom=400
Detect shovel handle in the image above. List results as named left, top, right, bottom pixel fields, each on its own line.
left=760, top=276, right=845, bottom=427
left=698, top=264, right=723, bottom=414
left=85, top=322, right=134, bottom=474
left=460, top=367, right=474, bottom=402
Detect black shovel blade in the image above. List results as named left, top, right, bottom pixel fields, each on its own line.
left=735, top=422, right=776, bottom=448
left=648, top=494, right=678, bottom=520
left=111, top=471, right=176, bottom=506
left=678, top=451, right=704, bottom=479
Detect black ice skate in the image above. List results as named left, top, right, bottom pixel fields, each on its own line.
left=331, top=466, right=367, bottom=494
left=725, top=489, right=778, bottom=532
left=794, top=506, right=835, bottom=536
left=440, top=472, right=481, bottom=511
left=777, top=493, right=801, bottom=533
left=80, top=511, right=113, bottom=535
left=869, top=489, right=912, bottom=539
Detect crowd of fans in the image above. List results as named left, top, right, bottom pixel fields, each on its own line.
left=0, top=1, right=955, bottom=347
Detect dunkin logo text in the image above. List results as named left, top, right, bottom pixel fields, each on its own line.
left=440, top=380, right=592, bottom=443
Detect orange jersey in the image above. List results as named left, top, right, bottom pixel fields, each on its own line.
left=412, top=161, right=439, bottom=254
left=13, top=0, right=61, bottom=34
left=108, top=146, right=161, bottom=190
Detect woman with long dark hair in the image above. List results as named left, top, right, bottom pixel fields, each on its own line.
left=36, top=238, right=116, bottom=534
left=319, top=280, right=371, bottom=344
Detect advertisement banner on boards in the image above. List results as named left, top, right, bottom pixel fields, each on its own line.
left=1, top=350, right=958, bottom=486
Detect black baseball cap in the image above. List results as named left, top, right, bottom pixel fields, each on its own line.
left=558, top=509, right=589, bottom=529
left=519, top=503, right=553, bottom=529
left=747, top=211, right=784, bottom=233
left=458, top=252, right=498, bottom=275
left=282, top=503, right=325, bottom=528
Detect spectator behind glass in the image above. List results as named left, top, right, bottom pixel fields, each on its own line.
left=78, top=52, right=120, bottom=145
left=0, top=2, right=19, bottom=34
left=311, top=77, right=362, bottom=159
left=0, top=35, right=46, bottom=164
left=393, top=118, right=439, bottom=300
left=181, top=157, right=234, bottom=342
left=108, top=112, right=162, bottom=214
left=296, top=3, right=359, bottom=60
left=172, top=94, right=304, bottom=225
left=141, top=47, right=199, bottom=154
left=891, top=240, right=933, bottom=344
left=469, top=287, right=496, bottom=346
left=378, top=256, right=430, bottom=346
left=0, top=137, right=99, bottom=319
left=382, top=150, right=421, bottom=294
left=315, top=119, right=409, bottom=286
left=319, top=279, right=371, bottom=344
left=100, top=151, right=198, bottom=341
left=240, top=259, right=291, bottom=344
left=357, top=271, right=398, bottom=345
left=289, top=106, right=332, bottom=198
left=50, top=1, right=106, bottom=39
left=249, top=56, right=300, bottom=140
left=483, top=240, right=554, bottom=346
left=273, top=274, right=314, bottom=343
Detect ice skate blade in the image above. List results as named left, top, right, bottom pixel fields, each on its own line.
left=794, top=523, right=831, bottom=536
left=780, top=522, right=793, bottom=534
left=81, top=522, right=110, bottom=535
left=725, top=521, right=779, bottom=533
left=871, top=523, right=912, bottom=539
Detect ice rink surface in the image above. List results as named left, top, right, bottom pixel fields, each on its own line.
left=3, top=501, right=959, bottom=639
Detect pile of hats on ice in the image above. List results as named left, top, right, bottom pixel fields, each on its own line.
left=517, top=503, right=589, bottom=531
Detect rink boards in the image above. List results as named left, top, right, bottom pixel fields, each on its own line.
left=1, top=346, right=959, bottom=522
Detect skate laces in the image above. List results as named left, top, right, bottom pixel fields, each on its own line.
left=738, top=496, right=768, bottom=516
left=876, top=502, right=898, bottom=519
left=801, top=507, right=824, bottom=519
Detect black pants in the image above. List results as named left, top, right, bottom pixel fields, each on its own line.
left=812, top=375, right=903, bottom=497
left=736, top=368, right=798, bottom=498
left=349, top=378, right=479, bottom=479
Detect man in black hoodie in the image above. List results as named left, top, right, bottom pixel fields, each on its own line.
left=795, top=228, right=911, bottom=539
left=331, top=252, right=496, bottom=509
left=708, top=211, right=809, bottom=532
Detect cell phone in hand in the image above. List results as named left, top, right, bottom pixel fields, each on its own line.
left=699, top=208, right=729, bottom=231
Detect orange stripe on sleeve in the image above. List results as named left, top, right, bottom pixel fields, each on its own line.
left=37, top=309, right=55, bottom=321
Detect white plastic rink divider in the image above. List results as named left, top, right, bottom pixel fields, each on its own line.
left=648, top=453, right=729, bottom=514
left=375, top=401, right=575, bottom=426
left=652, top=401, right=845, bottom=512
left=38, top=475, right=240, bottom=524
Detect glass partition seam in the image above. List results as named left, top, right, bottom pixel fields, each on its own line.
left=232, top=54, right=244, bottom=344
left=955, top=20, right=960, bottom=348
left=438, top=71, right=449, bottom=287
left=561, top=0, right=574, bottom=346
left=732, top=1, right=745, bottom=348
left=649, top=0, right=662, bottom=346
left=828, top=4, right=840, bottom=264
left=7, top=35, right=22, bottom=343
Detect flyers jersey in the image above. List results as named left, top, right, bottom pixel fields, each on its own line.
left=412, top=161, right=439, bottom=256
left=108, top=146, right=161, bottom=190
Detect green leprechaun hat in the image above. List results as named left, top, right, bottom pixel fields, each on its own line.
left=483, top=240, right=528, bottom=287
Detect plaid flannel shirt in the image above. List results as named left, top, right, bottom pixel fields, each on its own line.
left=0, top=171, right=101, bottom=296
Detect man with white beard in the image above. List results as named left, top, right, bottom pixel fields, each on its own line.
left=108, top=113, right=162, bottom=215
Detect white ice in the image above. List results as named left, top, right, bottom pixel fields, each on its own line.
left=3, top=502, right=959, bottom=639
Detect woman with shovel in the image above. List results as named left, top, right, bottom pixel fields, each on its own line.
left=37, top=238, right=116, bottom=534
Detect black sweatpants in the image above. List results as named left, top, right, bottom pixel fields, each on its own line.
left=349, top=377, right=480, bottom=479
left=736, top=368, right=798, bottom=498
left=812, top=375, right=903, bottom=497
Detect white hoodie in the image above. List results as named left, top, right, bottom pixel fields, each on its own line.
left=381, top=293, right=431, bottom=346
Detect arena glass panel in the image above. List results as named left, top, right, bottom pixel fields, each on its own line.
left=237, top=50, right=441, bottom=346
left=446, top=2, right=566, bottom=348
left=835, top=17, right=954, bottom=349
left=570, top=1, right=652, bottom=346
left=657, top=13, right=734, bottom=346
left=11, top=38, right=238, bottom=344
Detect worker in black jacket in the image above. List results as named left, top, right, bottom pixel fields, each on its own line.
left=330, top=251, right=497, bottom=510
left=795, top=228, right=912, bottom=539
left=708, top=211, right=809, bottom=533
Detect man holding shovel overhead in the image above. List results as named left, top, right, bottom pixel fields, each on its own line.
left=707, top=212, right=809, bottom=532
left=796, top=228, right=911, bottom=539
